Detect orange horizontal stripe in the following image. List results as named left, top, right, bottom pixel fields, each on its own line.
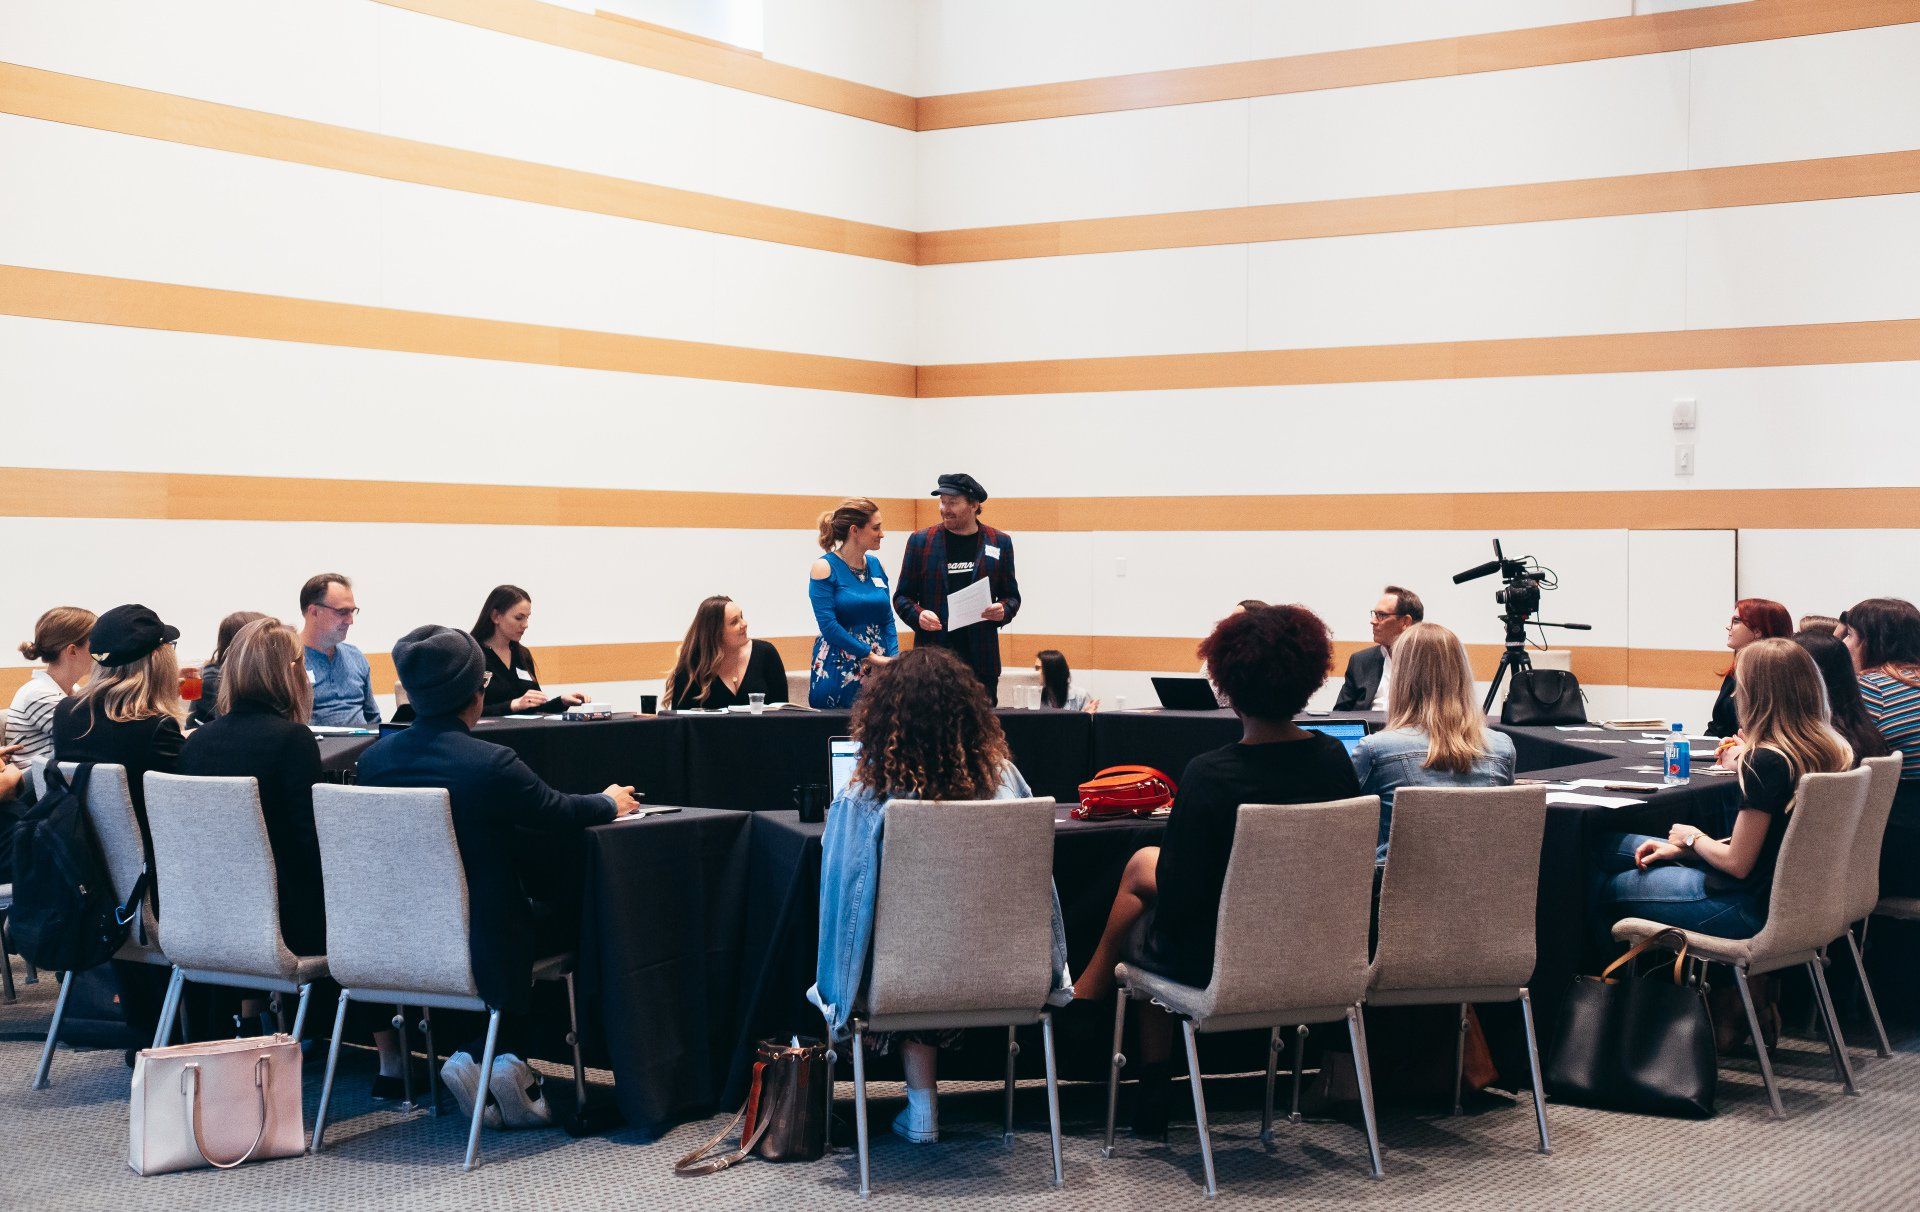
left=592, top=9, right=763, bottom=56
left=0, top=64, right=917, bottom=265
left=377, top=0, right=917, bottom=129
left=916, top=318, right=1920, bottom=397
left=917, top=0, right=1920, bottom=129
left=918, top=149, right=1920, bottom=264
left=0, top=266, right=917, bottom=397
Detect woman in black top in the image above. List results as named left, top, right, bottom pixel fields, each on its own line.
left=1707, top=597, right=1792, bottom=738
left=1792, top=629, right=1890, bottom=764
left=1071, top=604, right=1358, bottom=1132
left=471, top=585, right=586, bottom=716
left=664, top=595, right=789, bottom=711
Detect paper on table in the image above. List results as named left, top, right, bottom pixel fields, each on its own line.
left=944, top=577, right=995, bottom=632
left=1555, top=725, right=1603, bottom=732
left=1566, top=777, right=1666, bottom=792
left=1547, top=791, right=1647, bottom=809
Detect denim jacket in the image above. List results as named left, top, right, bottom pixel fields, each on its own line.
left=807, top=763, right=1073, bottom=1038
left=1351, top=726, right=1517, bottom=859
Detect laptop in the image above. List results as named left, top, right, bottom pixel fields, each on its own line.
left=1150, top=676, right=1223, bottom=710
left=1301, top=719, right=1370, bottom=754
left=830, top=736, right=861, bottom=799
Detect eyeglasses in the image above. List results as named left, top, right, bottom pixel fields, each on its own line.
left=1729, top=616, right=1748, bottom=628
left=1368, top=610, right=1401, bottom=623
left=318, top=605, right=360, bottom=620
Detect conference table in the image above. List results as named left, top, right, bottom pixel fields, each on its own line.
left=316, top=709, right=1739, bottom=1139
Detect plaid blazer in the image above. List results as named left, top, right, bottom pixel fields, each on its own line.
left=892, top=523, right=1021, bottom=684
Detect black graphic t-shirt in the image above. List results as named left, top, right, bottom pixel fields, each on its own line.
left=944, top=529, right=982, bottom=595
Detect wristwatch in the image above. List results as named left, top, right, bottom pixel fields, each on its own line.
left=1682, top=831, right=1702, bottom=849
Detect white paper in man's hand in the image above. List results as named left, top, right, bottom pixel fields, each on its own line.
left=945, top=578, right=995, bottom=632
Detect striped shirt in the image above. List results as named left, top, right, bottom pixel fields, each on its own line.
left=6, top=670, right=67, bottom=767
left=1859, top=670, right=1920, bottom=781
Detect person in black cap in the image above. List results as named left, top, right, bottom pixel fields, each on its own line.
left=892, top=472, right=1022, bottom=702
left=355, top=624, right=640, bottom=1130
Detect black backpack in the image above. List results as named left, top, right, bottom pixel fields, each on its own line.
left=9, top=763, right=149, bottom=973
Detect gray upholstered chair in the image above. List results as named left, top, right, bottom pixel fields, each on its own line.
left=1613, top=765, right=1872, bottom=1117
left=1367, top=784, right=1551, bottom=1154
left=832, top=796, right=1063, bottom=1200
left=30, top=762, right=169, bottom=1090
left=309, top=784, right=588, bottom=1171
left=1822, top=753, right=1903, bottom=1059
left=1105, top=797, right=1382, bottom=1199
left=142, top=773, right=329, bottom=1046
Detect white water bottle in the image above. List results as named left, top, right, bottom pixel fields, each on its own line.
left=1664, top=721, right=1692, bottom=786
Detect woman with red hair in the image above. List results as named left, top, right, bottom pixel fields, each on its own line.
left=1708, top=597, right=1793, bottom=738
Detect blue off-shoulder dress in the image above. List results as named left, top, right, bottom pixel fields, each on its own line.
left=808, top=551, right=900, bottom=708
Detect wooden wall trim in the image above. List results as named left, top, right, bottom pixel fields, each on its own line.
left=0, top=265, right=918, bottom=397
left=918, top=149, right=1920, bottom=264
left=0, top=64, right=916, bottom=265
left=592, top=9, right=763, bottom=56
left=375, top=0, right=917, bottom=129
left=917, top=318, right=1920, bottom=397
left=917, top=0, right=1920, bottom=129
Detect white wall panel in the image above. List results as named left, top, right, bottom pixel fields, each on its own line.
left=1736, top=531, right=1920, bottom=617
left=1243, top=1, right=1630, bottom=61
left=1248, top=53, right=1690, bottom=205
left=0, top=318, right=924, bottom=497
left=0, top=117, right=916, bottom=362
left=763, top=0, right=919, bottom=94
left=916, top=245, right=1247, bottom=363
left=1626, top=530, right=1736, bottom=651
left=1685, top=195, right=1920, bottom=334
left=993, top=533, right=1095, bottom=637
left=915, top=102, right=1249, bottom=230
left=1689, top=23, right=1920, bottom=170
left=919, top=361, right=1920, bottom=498
left=1250, top=213, right=1686, bottom=350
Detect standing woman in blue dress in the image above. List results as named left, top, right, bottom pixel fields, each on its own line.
left=809, top=498, right=898, bottom=708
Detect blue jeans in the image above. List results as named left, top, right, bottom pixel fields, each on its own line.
left=1591, top=832, right=1767, bottom=942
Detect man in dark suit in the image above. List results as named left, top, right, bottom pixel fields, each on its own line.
left=357, top=625, right=638, bottom=1129
left=893, top=472, right=1022, bottom=703
left=1333, top=585, right=1424, bottom=711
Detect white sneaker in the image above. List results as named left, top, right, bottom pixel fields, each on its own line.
left=440, top=1051, right=503, bottom=1129
left=891, top=1102, right=938, bottom=1144
left=487, top=1054, right=555, bottom=1129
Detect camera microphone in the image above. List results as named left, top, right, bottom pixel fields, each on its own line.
left=1453, top=559, right=1503, bottom=585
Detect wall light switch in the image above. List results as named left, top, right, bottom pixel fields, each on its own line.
left=1672, top=398, right=1697, bottom=430
left=1115, top=558, right=1127, bottom=578
left=1674, top=444, right=1695, bottom=476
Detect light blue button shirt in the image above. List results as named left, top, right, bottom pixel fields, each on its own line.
left=305, top=642, right=380, bottom=726
left=1351, top=726, right=1516, bottom=860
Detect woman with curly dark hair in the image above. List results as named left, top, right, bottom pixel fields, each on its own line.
left=1071, top=603, right=1360, bottom=1136
left=808, top=646, right=1070, bottom=1146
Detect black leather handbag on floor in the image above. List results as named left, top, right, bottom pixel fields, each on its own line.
left=675, top=1037, right=829, bottom=1176
left=1547, top=929, right=1717, bottom=1118
left=1501, top=668, right=1588, bottom=726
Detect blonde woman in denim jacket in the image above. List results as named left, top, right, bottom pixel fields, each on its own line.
left=808, top=646, right=1070, bottom=1145
left=1350, top=623, right=1516, bottom=861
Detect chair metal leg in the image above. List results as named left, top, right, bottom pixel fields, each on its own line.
left=1261, top=1026, right=1280, bottom=1143
left=153, top=967, right=186, bottom=1051
left=464, top=1010, right=501, bottom=1172
left=1180, top=1019, right=1217, bottom=1199
left=564, top=972, right=588, bottom=1116
left=290, top=984, right=312, bottom=1041
left=421, top=1008, right=441, bottom=1115
left=1041, top=1013, right=1064, bottom=1188
left=1289, top=1024, right=1307, bottom=1123
left=394, top=1007, right=417, bottom=1109
left=1452, top=1002, right=1468, bottom=1115
left=1003, top=1025, right=1019, bottom=1145
left=1346, top=1007, right=1385, bottom=1179
left=0, top=919, right=16, bottom=1003
left=1844, top=927, right=1894, bottom=1059
left=852, top=1022, right=871, bottom=1199
left=31, top=971, right=74, bottom=1089
left=1734, top=966, right=1785, bottom=1117
left=1102, top=992, right=1127, bottom=1158
left=310, top=991, right=352, bottom=1152
left=1808, top=959, right=1860, bottom=1095
left=1519, top=988, right=1551, bottom=1155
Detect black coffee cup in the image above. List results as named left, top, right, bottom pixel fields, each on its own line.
left=793, top=783, right=830, bottom=823
left=640, top=694, right=659, bottom=715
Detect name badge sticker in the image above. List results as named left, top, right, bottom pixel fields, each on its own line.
left=873, top=578, right=887, bottom=590
left=984, top=544, right=1001, bottom=560
left=515, top=669, right=534, bottom=681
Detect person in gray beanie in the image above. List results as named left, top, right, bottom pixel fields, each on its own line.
left=356, top=624, right=639, bottom=1130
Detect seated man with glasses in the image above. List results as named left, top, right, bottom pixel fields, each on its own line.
left=299, top=571, right=380, bottom=726
left=1332, top=585, right=1423, bottom=711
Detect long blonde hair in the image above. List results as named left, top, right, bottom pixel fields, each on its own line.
left=1734, top=638, right=1853, bottom=790
left=73, top=643, right=186, bottom=730
left=219, top=618, right=313, bottom=723
left=1385, top=623, right=1490, bottom=774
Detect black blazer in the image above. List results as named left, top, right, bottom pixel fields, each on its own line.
left=669, top=639, right=789, bottom=711
left=178, top=700, right=326, bottom=957
left=480, top=642, right=569, bottom=717
left=1333, top=646, right=1386, bottom=712
left=1707, top=672, right=1739, bottom=738
left=354, top=715, right=614, bottom=1013
left=51, top=698, right=185, bottom=902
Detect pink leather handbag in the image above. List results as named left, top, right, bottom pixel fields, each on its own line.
left=130, top=1034, right=306, bottom=1176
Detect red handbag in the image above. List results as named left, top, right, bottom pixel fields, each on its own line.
left=1072, top=765, right=1178, bottom=820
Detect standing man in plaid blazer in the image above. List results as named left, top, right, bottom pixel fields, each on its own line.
left=892, top=472, right=1022, bottom=703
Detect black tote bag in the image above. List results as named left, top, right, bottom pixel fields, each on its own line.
left=1501, top=668, right=1588, bottom=726
left=1547, top=930, right=1717, bottom=1118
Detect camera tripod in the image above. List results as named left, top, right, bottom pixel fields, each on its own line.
left=1481, top=613, right=1589, bottom=714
